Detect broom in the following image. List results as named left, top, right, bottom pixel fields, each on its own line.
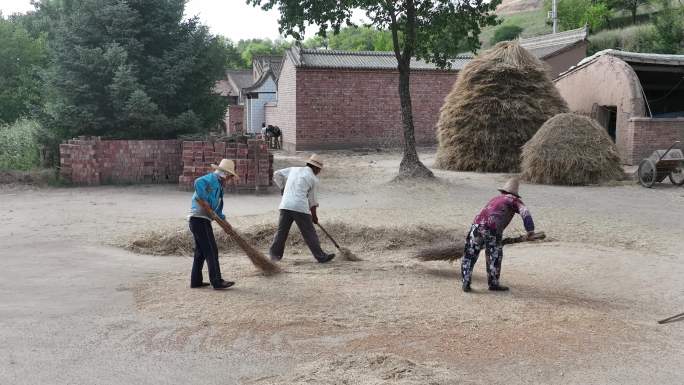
left=195, top=198, right=281, bottom=275
left=316, top=223, right=362, bottom=261
left=414, top=231, right=546, bottom=262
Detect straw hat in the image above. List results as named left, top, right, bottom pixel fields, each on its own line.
left=498, top=177, right=520, bottom=197
left=306, top=154, right=323, bottom=169
left=211, top=159, right=239, bottom=178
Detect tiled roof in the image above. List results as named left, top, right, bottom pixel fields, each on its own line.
left=253, top=55, right=283, bottom=79
left=519, top=26, right=588, bottom=59
left=583, top=49, right=684, bottom=66
left=225, top=70, right=254, bottom=94
left=287, top=46, right=471, bottom=71
left=284, top=27, right=587, bottom=72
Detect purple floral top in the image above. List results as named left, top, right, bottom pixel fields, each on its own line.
left=473, top=194, right=535, bottom=235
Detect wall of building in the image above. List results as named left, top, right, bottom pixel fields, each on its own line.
left=554, top=55, right=647, bottom=164
left=265, top=59, right=297, bottom=151
left=625, top=118, right=684, bottom=164
left=245, top=77, right=277, bottom=133
left=292, top=69, right=457, bottom=150
left=265, top=58, right=297, bottom=151
left=546, top=42, right=588, bottom=79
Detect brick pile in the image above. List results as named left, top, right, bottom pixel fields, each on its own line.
left=59, top=137, right=273, bottom=191
left=178, top=139, right=273, bottom=193
left=59, top=138, right=100, bottom=185
left=60, top=137, right=182, bottom=185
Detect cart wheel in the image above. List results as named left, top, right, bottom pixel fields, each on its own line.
left=669, top=166, right=684, bottom=186
left=638, top=159, right=657, bottom=188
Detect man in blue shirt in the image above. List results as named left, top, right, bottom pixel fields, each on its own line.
left=189, top=159, right=239, bottom=290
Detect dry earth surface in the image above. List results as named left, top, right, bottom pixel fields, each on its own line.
left=1, top=149, right=683, bottom=384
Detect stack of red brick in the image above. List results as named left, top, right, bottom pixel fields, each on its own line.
left=178, top=139, right=273, bottom=192
left=60, top=137, right=182, bottom=185
left=59, top=138, right=100, bottom=185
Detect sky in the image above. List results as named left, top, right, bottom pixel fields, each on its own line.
left=0, top=0, right=344, bottom=41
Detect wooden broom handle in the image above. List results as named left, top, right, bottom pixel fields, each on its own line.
left=195, top=198, right=233, bottom=232
left=316, top=223, right=340, bottom=249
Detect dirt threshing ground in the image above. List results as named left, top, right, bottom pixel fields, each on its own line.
left=1, top=150, right=683, bottom=384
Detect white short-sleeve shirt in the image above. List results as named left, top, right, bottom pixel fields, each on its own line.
left=273, top=166, right=319, bottom=214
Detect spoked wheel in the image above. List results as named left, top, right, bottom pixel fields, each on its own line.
left=669, top=164, right=684, bottom=186
left=638, top=159, right=657, bottom=188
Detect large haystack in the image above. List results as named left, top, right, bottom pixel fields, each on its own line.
left=435, top=42, right=568, bottom=172
left=521, top=113, right=624, bottom=185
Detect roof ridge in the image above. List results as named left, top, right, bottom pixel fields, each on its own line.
left=300, top=48, right=395, bottom=56
left=299, top=48, right=474, bottom=60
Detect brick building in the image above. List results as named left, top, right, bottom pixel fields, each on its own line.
left=554, top=50, right=684, bottom=164
left=216, top=28, right=588, bottom=151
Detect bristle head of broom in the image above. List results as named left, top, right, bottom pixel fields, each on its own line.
left=339, top=247, right=362, bottom=262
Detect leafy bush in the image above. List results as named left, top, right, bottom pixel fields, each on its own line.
left=0, top=119, right=41, bottom=171
left=545, top=0, right=612, bottom=31
left=652, top=0, right=684, bottom=53
left=490, top=25, right=524, bottom=44
left=588, top=24, right=657, bottom=54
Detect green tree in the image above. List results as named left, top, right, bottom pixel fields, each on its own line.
left=237, top=38, right=291, bottom=67
left=249, top=0, right=499, bottom=179
left=0, top=16, right=48, bottom=124
left=38, top=0, right=229, bottom=143
left=219, top=36, right=248, bottom=69
left=490, top=24, right=523, bottom=44
left=606, top=0, right=650, bottom=24
left=652, top=0, right=684, bottom=53
left=544, top=0, right=610, bottom=31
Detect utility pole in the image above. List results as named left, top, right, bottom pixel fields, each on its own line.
left=552, top=0, right=558, bottom=33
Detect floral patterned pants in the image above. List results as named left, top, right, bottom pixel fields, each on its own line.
left=461, top=224, right=503, bottom=287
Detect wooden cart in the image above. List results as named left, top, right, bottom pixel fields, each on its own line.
left=637, top=141, right=684, bottom=188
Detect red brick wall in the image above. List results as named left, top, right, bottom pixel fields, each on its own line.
left=626, top=118, right=684, bottom=164
left=60, top=138, right=181, bottom=185
left=178, top=139, right=273, bottom=192
left=290, top=69, right=457, bottom=150
left=226, top=105, right=245, bottom=134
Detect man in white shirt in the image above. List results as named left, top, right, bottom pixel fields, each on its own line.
left=269, top=154, right=335, bottom=263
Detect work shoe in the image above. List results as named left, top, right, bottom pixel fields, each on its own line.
left=462, top=281, right=471, bottom=293
left=318, top=253, right=336, bottom=263
left=190, top=282, right=210, bottom=288
left=488, top=284, right=509, bottom=291
left=213, top=280, right=235, bottom=290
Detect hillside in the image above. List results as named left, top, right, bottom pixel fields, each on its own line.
left=495, top=0, right=543, bottom=15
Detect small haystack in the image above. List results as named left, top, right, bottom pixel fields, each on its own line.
left=435, top=42, right=568, bottom=172
left=521, top=113, right=624, bottom=185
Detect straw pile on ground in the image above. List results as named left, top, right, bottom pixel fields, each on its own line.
left=123, top=222, right=454, bottom=257
left=521, top=113, right=624, bottom=185
left=435, top=41, right=568, bottom=172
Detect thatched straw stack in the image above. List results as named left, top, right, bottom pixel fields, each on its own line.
left=435, top=42, right=568, bottom=172
left=521, top=113, right=624, bottom=185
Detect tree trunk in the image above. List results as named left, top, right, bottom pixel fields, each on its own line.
left=396, top=60, right=433, bottom=179
left=632, top=7, right=637, bottom=24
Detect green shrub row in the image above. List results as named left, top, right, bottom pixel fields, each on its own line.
left=0, top=119, right=41, bottom=171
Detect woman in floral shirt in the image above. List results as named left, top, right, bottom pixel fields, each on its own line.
left=461, top=177, right=535, bottom=293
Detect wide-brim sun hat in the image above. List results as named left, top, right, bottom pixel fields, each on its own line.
left=211, top=159, right=239, bottom=179
left=306, top=154, right=323, bottom=169
left=498, top=177, right=520, bottom=197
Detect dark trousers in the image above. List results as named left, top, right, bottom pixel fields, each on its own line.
left=269, top=209, right=326, bottom=261
left=189, top=217, right=222, bottom=287
left=461, top=224, right=504, bottom=287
